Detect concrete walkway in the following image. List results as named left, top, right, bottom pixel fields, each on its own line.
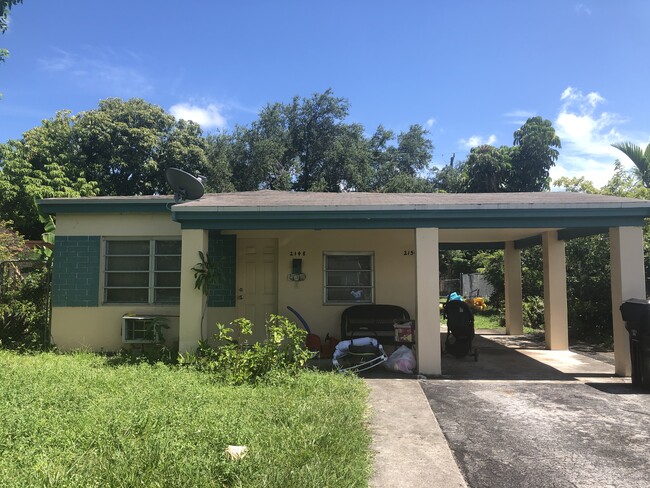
left=366, top=378, right=466, bottom=488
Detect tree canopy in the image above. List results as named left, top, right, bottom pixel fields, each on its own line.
left=509, top=116, right=561, bottom=192
left=434, top=116, right=561, bottom=193
left=0, top=98, right=210, bottom=237
left=211, top=90, right=435, bottom=193
left=0, top=0, right=22, bottom=63
left=0, top=92, right=569, bottom=239
left=0, top=91, right=439, bottom=237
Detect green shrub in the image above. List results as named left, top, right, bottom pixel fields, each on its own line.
left=522, top=296, right=545, bottom=330
left=180, top=315, right=312, bottom=385
left=0, top=262, right=50, bottom=349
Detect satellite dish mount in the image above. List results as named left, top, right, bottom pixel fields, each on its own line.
left=166, top=168, right=205, bottom=203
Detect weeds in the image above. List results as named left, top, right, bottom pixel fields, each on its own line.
left=0, top=350, right=371, bottom=487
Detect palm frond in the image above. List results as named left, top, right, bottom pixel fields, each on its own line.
left=612, top=142, right=650, bottom=187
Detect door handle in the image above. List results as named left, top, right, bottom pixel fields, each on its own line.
left=238, top=295, right=244, bottom=300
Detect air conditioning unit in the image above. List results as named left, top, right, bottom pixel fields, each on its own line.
left=121, top=315, right=163, bottom=343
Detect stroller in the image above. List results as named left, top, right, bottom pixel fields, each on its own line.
left=443, top=294, right=479, bottom=361
left=332, top=329, right=388, bottom=373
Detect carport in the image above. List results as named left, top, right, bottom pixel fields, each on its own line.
left=171, top=191, right=650, bottom=377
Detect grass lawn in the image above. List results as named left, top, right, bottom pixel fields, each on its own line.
left=472, top=310, right=541, bottom=335
left=0, top=351, right=371, bottom=487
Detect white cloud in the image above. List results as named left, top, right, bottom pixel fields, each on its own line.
left=169, top=102, right=227, bottom=130
left=574, top=3, right=592, bottom=15
left=552, top=86, right=644, bottom=188
left=503, top=109, right=536, bottom=125
left=459, top=134, right=497, bottom=149
left=426, top=118, right=436, bottom=128
left=38, top=47, right=152, bottom=96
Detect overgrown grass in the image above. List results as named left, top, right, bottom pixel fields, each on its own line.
left=0, top=351, right=371, bottom=487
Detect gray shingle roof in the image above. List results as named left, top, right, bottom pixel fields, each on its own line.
left=175, top=190, right=650, bottom=210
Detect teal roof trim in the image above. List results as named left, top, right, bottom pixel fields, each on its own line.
left=37, top=199, right=174, bottom=215
left=440, top=242, right=505, bottom=251
left=514, top=236, right=543, bottom=249
left=557, top=227, right=609, bottom=241
left=172, top=208, right=650, bottom=230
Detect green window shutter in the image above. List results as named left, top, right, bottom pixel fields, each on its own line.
left=207, top=233, right=236, bottom=307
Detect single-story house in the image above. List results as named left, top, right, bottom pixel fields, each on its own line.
left=37, top=190, right=650, bottom=375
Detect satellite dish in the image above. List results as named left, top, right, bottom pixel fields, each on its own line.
left=166, top=168, right=205, bottom=202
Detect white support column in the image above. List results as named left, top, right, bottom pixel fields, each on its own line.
left=610, top=226, right=645, bottom=376
left=179, top=229, right=208, bottom=353
left=504, top=241, right=524, bottom=335
left=415, top=227, right=441, bottom=375
left=542, top=231, right=569, bottom=350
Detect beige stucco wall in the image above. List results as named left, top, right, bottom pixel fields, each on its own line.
left=51, top=306, right=180, bottom=351
left=52, top=212, right=182, bottom=351
left=209, top=229, right=418, bottom=341
left=56, top=212, right=181, bottom=237
left=52, top=213, right=418, bottom=350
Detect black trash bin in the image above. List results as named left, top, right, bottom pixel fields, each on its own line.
left=619, top=298, right=650, bottom=388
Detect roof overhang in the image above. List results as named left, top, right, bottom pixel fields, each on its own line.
left=170, top=206, right=649, bottom=230
left=37, top=191, right=650, bottom=249
left=37, top=196, right=175, bottom=214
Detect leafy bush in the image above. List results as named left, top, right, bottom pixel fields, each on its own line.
left=0, top=221, right=31, bottom=262
left=180, top=315, right=312, bottom=385
left=565, top=234, right=613, bottom=344
left=0, top=262, right=50, bottom=349
left=522, top=296, right=545, bottom=330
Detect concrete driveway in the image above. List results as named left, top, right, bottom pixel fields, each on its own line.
left=420, top=333, right=650, bottom=488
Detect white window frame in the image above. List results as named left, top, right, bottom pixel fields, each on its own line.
left=103, top=238, right=181, bottom=304
left=323, top=251, right=375, bottom=305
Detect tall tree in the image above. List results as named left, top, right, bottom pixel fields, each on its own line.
left=73, top=98, right=208, bottom=195
left=0, top=98, right=210, bottom=236
left=0, top=0, right=22, bottom=63
left=225, top=103, right=295, bottom=191
left=367, top=124, right=434, bottom=193
left=0, top=139, right=98, bottom=238
left=1, top=0, right=22, bottom=96
left=203, top=132, right=236, bottom=193
left=220, top=90, right=430, bottom=193
left=433, top=154, right=467, bottom=193
left=509, top=116, right=561, bottom=192
left=464, top=145, right=511, bottom=192
left=396, top=124, right=433, bottom=176
left=287, top=89, right=350, bottom=191
left=611, top=142, right=650, bottom=189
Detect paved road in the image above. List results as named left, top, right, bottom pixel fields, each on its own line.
left=421, top=335, right=650, bottom=488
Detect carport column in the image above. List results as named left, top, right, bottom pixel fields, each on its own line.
left=504, top=241, right=524, bottom=335
left=610, top=226, right=645, bottom=376
left=542, top=231, right=569, bottom=350
left=415, top=227, right=441, bottom=375
left=179, top=229, right=208, bottom=353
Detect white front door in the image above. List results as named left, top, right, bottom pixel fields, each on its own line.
left=236, top=238, right=278, bottom=343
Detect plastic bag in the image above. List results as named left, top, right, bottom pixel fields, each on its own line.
left=384, top=345, right=416, bottom=374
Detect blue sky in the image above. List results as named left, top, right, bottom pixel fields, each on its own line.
left=1, top=0, right=649, bottom=188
